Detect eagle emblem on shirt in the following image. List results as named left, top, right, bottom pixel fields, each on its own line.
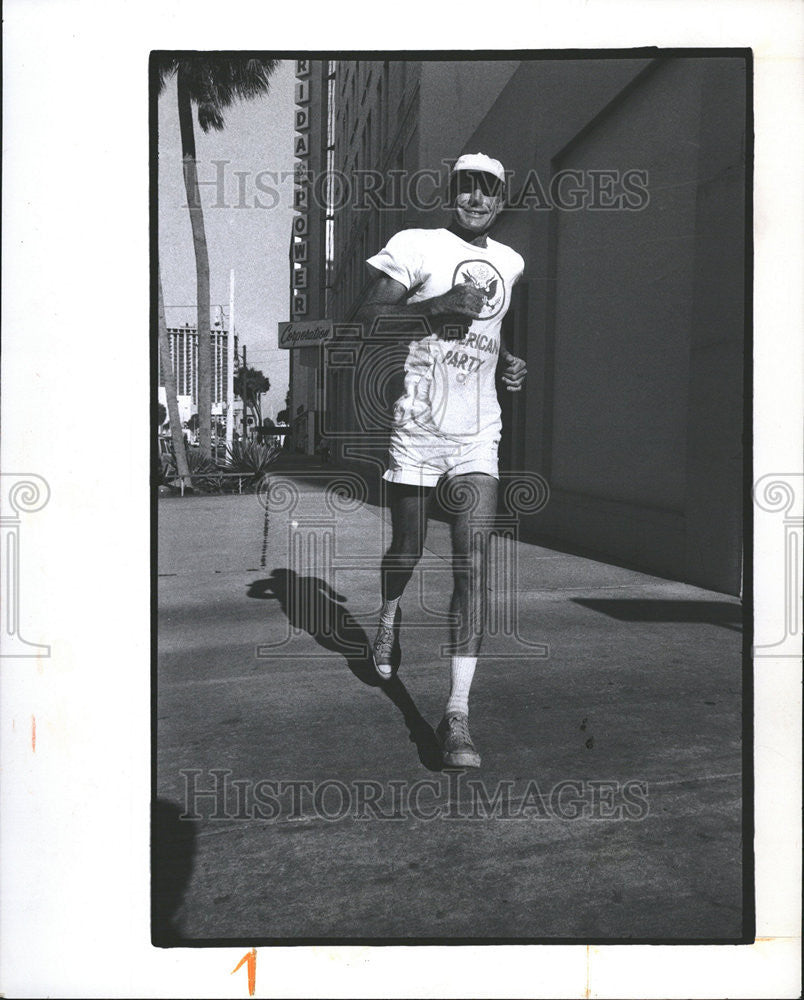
left=452, top=259, right=505, bottom=319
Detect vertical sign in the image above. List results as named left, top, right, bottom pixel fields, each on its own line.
left=293, top=60, right=312, bottom=318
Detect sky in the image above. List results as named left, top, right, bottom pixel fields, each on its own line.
left=157, top=59, right=296, bottom=419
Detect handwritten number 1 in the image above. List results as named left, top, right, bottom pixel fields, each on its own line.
left=232, top=948, right=256, bottom=996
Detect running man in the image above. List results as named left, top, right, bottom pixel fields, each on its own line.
left=356, top=153, right=526, bottom=768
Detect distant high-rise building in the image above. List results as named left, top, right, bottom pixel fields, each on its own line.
left=158, top=324, right=233, bottom=407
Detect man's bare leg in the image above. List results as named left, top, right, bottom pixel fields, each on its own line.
left=372, top=482, right=432, bottom=679
left=437, top=472, right=498, bottom=766
left=381, top=482, right=432, bottom=602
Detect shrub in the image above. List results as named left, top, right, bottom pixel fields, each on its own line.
left=163, top=448, right=226, bottom=493
left=224, top=438, right=281, bottom=488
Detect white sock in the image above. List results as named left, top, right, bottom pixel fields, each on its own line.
left=444, top=656, right=477, bottom=716
left=379, top=596, right=400, bottom=627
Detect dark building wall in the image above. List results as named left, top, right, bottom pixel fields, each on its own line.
left=683, top=58, right=746, bottom=592
left=419, top=61, right=520, bottom=176
left=466, top=57, right=745, bottom=593
left=311, top=56, right=745, bottom=594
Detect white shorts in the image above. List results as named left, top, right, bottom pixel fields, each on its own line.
left=382, top=426, right=500, bottom=487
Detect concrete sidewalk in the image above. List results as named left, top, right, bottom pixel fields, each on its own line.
left=155, top=465, right=746, bottom=942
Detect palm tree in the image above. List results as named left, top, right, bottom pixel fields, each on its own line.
left=158, top=269, right=191, bottom=485
left=156, top=55, right=280, bottom=456
left=234, top=364, right=271, bottom=431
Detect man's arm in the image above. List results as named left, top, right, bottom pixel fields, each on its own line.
left=355, top=273, right=484, bottom=339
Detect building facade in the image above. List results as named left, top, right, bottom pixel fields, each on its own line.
left=288, top=56, right=747, bottom=594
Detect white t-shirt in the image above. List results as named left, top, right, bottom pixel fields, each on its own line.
left=366, top=227, right=524, bottom=438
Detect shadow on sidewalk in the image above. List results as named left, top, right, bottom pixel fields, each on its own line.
left=247, top=569, right=442, bottom=771
left=151, top=798, right=198, bottom=946
left=572, top=598, right=743, bottom=631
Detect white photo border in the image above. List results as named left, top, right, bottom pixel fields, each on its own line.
left=1, top=1, right=801, bottom=997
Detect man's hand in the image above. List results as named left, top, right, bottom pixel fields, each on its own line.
left=430, top=282, right=484, bottom=339
left=432, top=281, right=485, bottom=319
left=500, top=352, right=527, bottom=392
left=357, top=275, right=484, bottom=341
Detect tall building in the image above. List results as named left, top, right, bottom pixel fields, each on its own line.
left=288, top=56, right=747, bottom=593
left=158, top=323, right=233, bottom=407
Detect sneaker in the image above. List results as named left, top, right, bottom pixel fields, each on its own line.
left=371, top=606, right=402, bottom=681
left=436, top=712, right=481, bottom=768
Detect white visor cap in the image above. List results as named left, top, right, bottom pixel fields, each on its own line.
left=452, top=152, right=506, bottom=187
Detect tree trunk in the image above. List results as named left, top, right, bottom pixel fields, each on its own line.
left=158, top=269, right=191, bottom=484
left=177, top=69, right=212, bottom=458
left=245, top=392, right=261, bottom=431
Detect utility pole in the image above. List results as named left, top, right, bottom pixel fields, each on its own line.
left=241, top=344, right=248, bottom=442
left=226, top=270, right=235, bottom=450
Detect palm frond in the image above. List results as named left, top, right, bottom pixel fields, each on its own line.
left=172, top=56, right=281, bottom=132
left=153, top=55, right=180, bottom=95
